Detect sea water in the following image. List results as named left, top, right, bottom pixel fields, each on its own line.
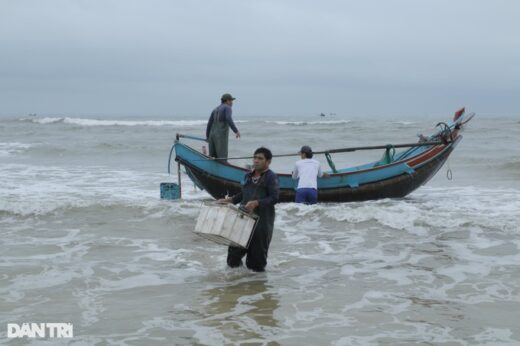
left=0, top=114, right=519, bottom=345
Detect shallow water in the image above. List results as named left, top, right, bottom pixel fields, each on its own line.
left=1, top=114, right=519, bottom=345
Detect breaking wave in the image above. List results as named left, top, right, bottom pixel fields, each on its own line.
left=22, top=117, right=209, bottom=127
left=0, top=142, right=33, bottom=157
left=265, top=120, right=351, bottom=126
left=499, top=159, right=520, bottom=172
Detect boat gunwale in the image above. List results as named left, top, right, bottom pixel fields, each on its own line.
left=175, top=140, right=452, bottom=178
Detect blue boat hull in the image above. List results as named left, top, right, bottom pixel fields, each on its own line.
left=175, top=140, right=457, bottom=202
left=173, top=109, right=471, bottom=203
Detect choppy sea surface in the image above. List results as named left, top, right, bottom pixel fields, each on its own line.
left=0, top=113, right=519, bottom=345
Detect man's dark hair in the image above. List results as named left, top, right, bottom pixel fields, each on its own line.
left=254, top=147, right=273, bottom=161
left=303, top=152, right=313, bottom=159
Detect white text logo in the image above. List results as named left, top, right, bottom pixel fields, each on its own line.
left=7, top=323, right=73, bottom=338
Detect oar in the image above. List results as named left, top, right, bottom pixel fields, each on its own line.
left=211, top=140, right=446, bottom=160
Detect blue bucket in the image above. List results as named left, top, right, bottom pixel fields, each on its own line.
left=160, top=183, right=180, bottom=200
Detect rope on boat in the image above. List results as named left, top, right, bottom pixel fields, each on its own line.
left=446, top=157, right=453, bottom=180
left=325, top=152, right=338, bottom=173
left=167, top=144, right=175, bottom=174
left=435, top=122, right=453, bottom=144
left=381, top=145, right=396, bottom=165
left=201, top=140, right=447, bottom=161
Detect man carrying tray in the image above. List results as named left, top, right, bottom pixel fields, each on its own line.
left=218, top=147, right=280, bottom=272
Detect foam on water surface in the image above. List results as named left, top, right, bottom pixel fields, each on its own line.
left=1, top=115, right=519, bottom=344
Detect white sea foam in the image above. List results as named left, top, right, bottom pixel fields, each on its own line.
left=0, top=142, right=32, bottom=157
left=266, top=120, right=351, bottom=126
left=24, top=116, right=251, bottom=127
left=290, top=186, right=520, bottom=234
left=392, top=121, right=416, bottom=126
left=473, top=328, right=516, bottom=344
left=26, top=117, right=209, bottom=127
left=2, top=116, right=520, bottom=344
left=0, top=163, right=207, bottom=216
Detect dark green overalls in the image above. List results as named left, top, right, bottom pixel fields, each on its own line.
left=227, top=173, right=276, bottom=272
left=208, top=112, right=229, bottom=159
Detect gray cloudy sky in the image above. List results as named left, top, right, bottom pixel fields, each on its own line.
left=1, top=0, right=519, bottom=117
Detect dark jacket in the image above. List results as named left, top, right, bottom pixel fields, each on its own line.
left=206, top=104, right=239, bottom=139
left=227, top=168, right=280, bottom=272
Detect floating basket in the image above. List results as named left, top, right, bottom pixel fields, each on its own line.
left=160, top=182, right=180, bottom=200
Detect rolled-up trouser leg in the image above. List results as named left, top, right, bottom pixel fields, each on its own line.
left=227, top=246, right=247, bottom=268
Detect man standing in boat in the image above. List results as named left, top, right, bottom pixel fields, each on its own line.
left=292, top=145, right=328, bottom=204
left=206, top=93, right=241, bottom=159
left=218, top=147, right=280, bottom=272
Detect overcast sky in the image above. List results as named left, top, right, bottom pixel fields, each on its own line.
left=1, top=0, right=519, bottom=118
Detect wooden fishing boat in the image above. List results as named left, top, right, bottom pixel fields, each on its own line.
left=171, top=108, right=474, bottom=203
